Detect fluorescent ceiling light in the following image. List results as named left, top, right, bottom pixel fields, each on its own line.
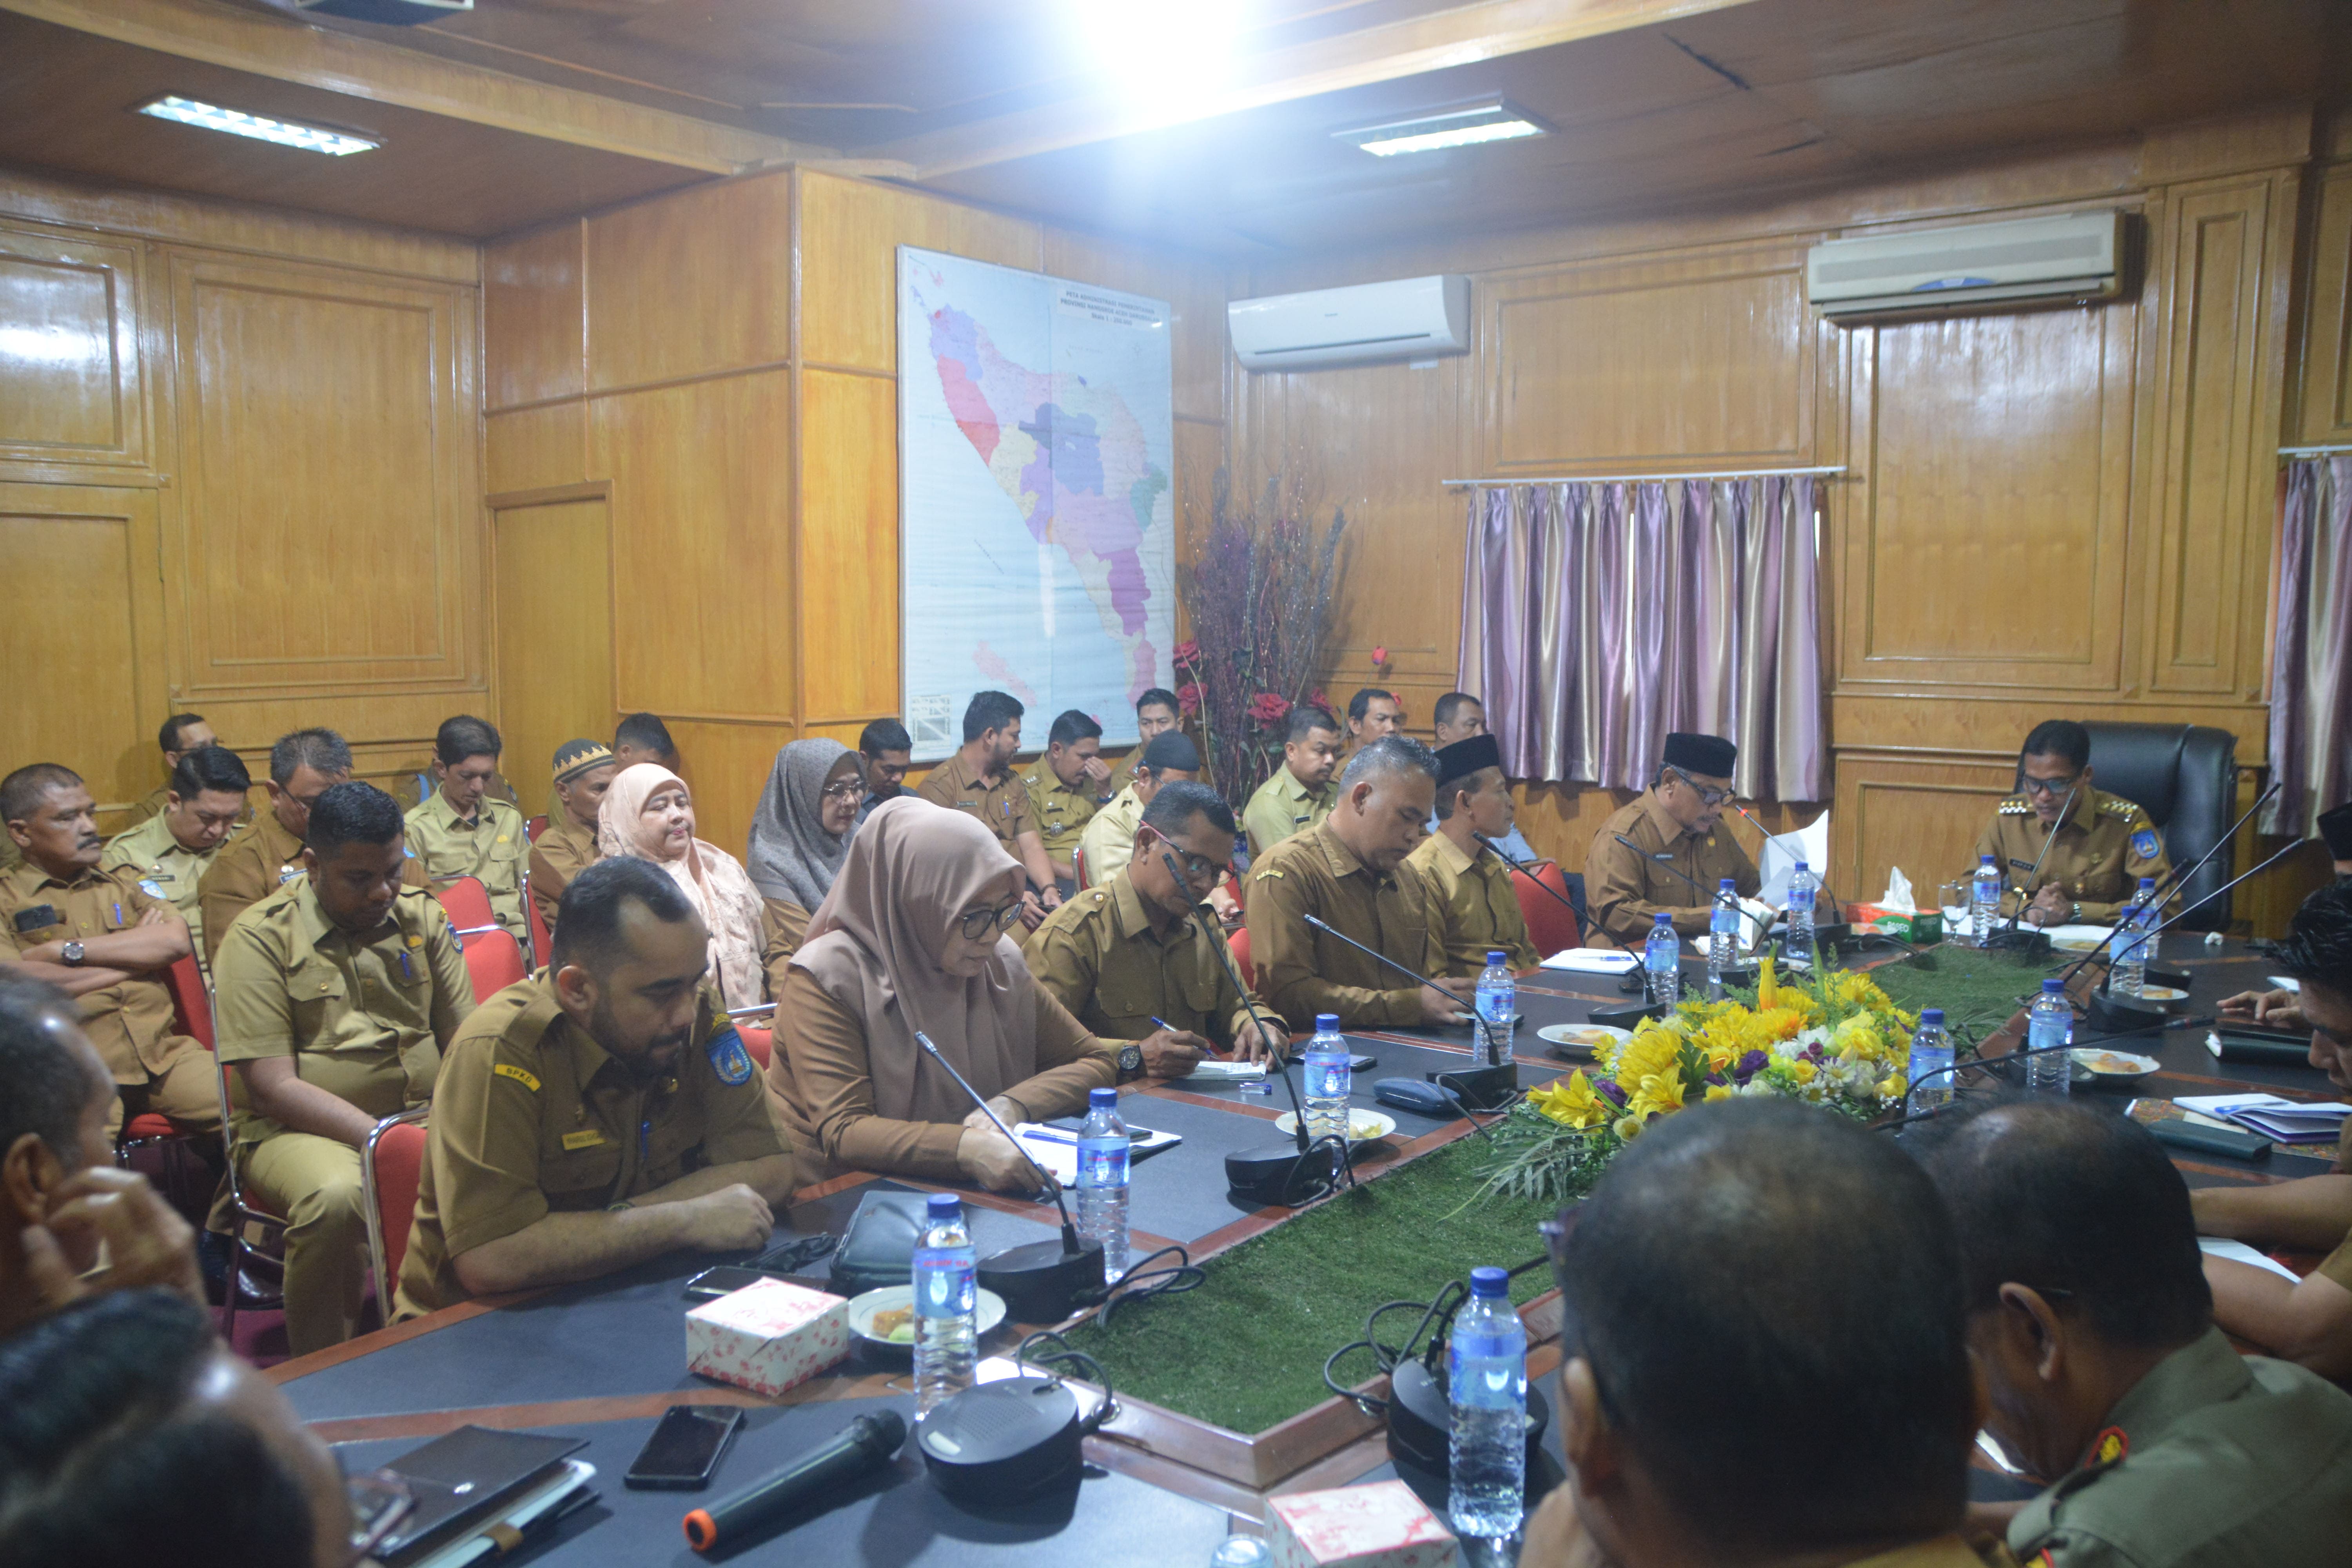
left=1336, top=101, right=1550, bottom=157
left=137, top=96, right=379, bottom=156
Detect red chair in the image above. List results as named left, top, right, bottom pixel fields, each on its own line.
left=525, top=815, right=548, bottom=844
left=1512, top=861, right=1581, bottom=956
left=526, top=886, right=553, bottom=971
left=118, top=955, right=216, bottom=1161
left=1228, top=926, right=1256, bottom=989
left=725, top=1005, right=775, bottom=1070
left=363, top=1109, right=429, bottom=1309
left=461, top=927, right=528, bottom=1003
left=1071, top=844, right=1090, bottom=893
left=433, top=875, right=497, bottom=936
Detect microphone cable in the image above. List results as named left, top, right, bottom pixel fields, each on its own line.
left=1319, top=1253, right=1552, bottom=1416
left=1085, top=1242, right=1205, bottom=1329
left=1011, top=1328, right=1122, bottom=1436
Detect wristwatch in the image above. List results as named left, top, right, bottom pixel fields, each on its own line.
left=2069, top=902, right=2082, bottom=924
left=1116, top=1043, right=1144, bottom=1081
left=60, top=940, right=85, bottom=967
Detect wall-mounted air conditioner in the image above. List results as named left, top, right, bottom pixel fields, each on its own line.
left=1807, top=210, right=2123, bottom=323
left=1228, top=274, right=1470, bottom=371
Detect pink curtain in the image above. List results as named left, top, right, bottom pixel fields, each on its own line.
left=1457, top=475, right=1826, bottom=801
left=2263, top=456, right=2352, bottom=837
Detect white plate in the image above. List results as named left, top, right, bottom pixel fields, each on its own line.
left=1274, top=1110, right=1396, bottom=1145
left=2042, top=924, right=2116, bottom=953
left=846, top=1284, right=1007, bottom=1348
left=2137, top=985, right=2188, bottom=1002
left=1536, top=1023, right=1633, bottom=1055
left=2070, top=1048, right=2159, bottom=1082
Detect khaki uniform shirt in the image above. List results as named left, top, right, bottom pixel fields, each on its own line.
left=100, top=813, right=221, bottom=971
left=1849, top=1540, right=2019, bottom=1568
left=1020, top=764, right=1103, bottom=860
left=2007, top=1328, right=2352, bottom=1567
left=1408, top=831, right=1539, bottom=976
left=212, top=882, right=472, bottom=1149
left=760, top=897, right=810, bottom=1011
left=1584, top=792, right=1761, bottom=947
left=120, top=784, right=171, bottom=831
left=1974, top=788, right=2171, bottom=926
left=527, top=813, right=598, bottom=937
left=405, top=791, right=530, bottom=950
left=1078, top=785, right=1143, bottom=888
left=0, top=861, right=201, bottom=1085
left=1028, top=869, right=1272, bottom=1056
left=1243, top=767, right=1335, bottom=859
left=916, top=753, right=1035, bottom=848
left=199, top=812, right=428, bottom=965
left=1245, top=818, right=1442, bottom=1029
left=393, top=974, right=786, bottom=1319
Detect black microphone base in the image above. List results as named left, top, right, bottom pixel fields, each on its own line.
left=1985, top=928, right=2054, bottom=959
left=1226, top=1141, right=1338, bottom=1207
left=976, top=1239, right=1105, bottom=1323
left=2142, top=963, right=2192, bottom=991
left=1384, top=1359, right=1550, bottom=1477
left=918, top=1376, right=1084, bottom=1503
left=1426, top=1062, right=1516, bottom=1111
left=1588, top=1000, right=1666, bottom=1030
left=2086, top=989, right=2167, bottom=1036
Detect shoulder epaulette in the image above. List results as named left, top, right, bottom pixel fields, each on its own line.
left=1998, top=798, right=2030, bottom=815
left=2100, top=796, right=2138, bottom=818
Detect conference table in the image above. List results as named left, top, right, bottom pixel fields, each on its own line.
left=272, top=935, right=2337, bottom=1566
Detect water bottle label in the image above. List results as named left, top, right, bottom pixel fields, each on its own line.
left=1304, top=1060, right=1351, bottom=1100
left=1079, top=1142, right=1129, bottom=1189
left=913, top=1252, right=975, bottom=1318
left=1477, top=991, right=1512, bottom=1022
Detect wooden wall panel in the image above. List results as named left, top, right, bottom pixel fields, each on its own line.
left=798, top=172, right=1041, bottom=374
left=491, top=497, right=613, bottom=795
left=485, top=220, right=583, bottom=411
left=0, top=224, right=143, bottom=471
left=2297, top=163, right=2352, bottom=446
left=1836, top=757, right=2021, bottom=905
left=486, top=402, right=589, bottom=497
left=798, top=367, right=898, bottom=724
left=668, top=719, right=794, bottom=869
left=586, top=173, right=792, bottom=393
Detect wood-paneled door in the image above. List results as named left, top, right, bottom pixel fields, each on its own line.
left=491, top=496, right=613, bottom=814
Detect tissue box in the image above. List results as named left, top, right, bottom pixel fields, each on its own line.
left=1847, top=903, right=1938, bottom=943
left=1267, top=1479, right=1459, bottom=1568
left=686, top=1277, right=850, bottom=1397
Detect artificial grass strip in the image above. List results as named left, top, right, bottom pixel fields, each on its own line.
left=1068, top=1137, right=1556, bottom=1434
left=1860, top=944, right=2063, bottom=1051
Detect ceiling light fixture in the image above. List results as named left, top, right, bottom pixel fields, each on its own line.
left=137, top=96, right=379, bottom=156
left=1335, top=100, right=1551, bottom=157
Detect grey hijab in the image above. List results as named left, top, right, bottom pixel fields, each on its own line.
left=745, top=739, right=857, bottom=909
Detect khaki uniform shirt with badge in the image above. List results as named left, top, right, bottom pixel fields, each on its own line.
left=1408, top=831, right=1540, bottom=977
left=1245, top=818, right=1443, bottom=1030
left=1243, top=767, right=1336, bottom=859
left=1078, top=784, right=1143, bottom=888
left=199, top=812, right=428, bottom=966
left=1020, top=764, right=1102, bottom=860
left=0, top=861, right=203, bottom=1085
left=100, top=813, right=221, bottom=973
left=915, top=753, right=1035, bottom=848
left=2007, top=1328, right=2352, bottom=1568
left=527, top=813, right=598, bottom=938
left=1583, top=791, right=1762, bottom=947
left=405, top=791, right=530, bottom=951
left=212, top=882, right=473, bottom=1150
left=1974, top=788, right=2171, bottom=927
left=392, top=974, right=786, bottom=1319
left=1028, top=869, right=1272, bottom=1056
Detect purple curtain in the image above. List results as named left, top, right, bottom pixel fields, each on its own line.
left=2263, top=456, right=2352, bottom=837
left=1457, top=475, right=1826, bottom=800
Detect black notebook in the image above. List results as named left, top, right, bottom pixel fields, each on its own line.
left=375, top=1425, right=587, bottom=1564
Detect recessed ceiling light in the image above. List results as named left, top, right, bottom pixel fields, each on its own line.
left=1335, top=100, right=1551, bottom=158
left=137, top=95, right=379, bottom=156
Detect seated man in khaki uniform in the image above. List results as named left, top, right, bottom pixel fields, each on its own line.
left=0, top=765, right=215, bottom=1146
left=1923, top=1097, right=2352, bottom=1565
left=1020, top=710, right=1111, bottom=893
left=1342, top=688, right=1402, bottom=764
left=120, top=713, right=222, bottom=833
left=213, top=784, right=473, bottom=1354
left=1975, top=720, right=2172, bottom=928
left=100, top=746, right=251, bottom=978
left=199, top=728, right=426, bottom=967
left=1245, top=737, right=1456, bottom=1031
left=915, top=690, right=1060, bottom=926
left=393, top=857, right=791, bottom=1319
left=1102, top=687, right=1184, bottom=799
left=1407, top=735, right=1540, bottom=976
left=1584, top=732, right=1762, bottom=949
left=1242, top=705, right=1341, bottom=858
left=528, top=739, right=615, bottom=941
left=405, top=716, right=530, bottom=956
left=854, top=718, right=912, bottom=826
left=1031, top=780, right=1287, bottom=1082
left=1078, top=731, right=1200, bottom=889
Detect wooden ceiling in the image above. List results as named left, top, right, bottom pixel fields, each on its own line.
left=0, top=0, right=2340, bottom=247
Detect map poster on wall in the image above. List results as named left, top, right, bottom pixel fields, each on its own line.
left=898, top=246, right=1176, bottom=761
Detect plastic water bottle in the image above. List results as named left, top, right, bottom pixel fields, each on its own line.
left=1786, top=861, right=1818, bottom=968
left=1208, top=1541, right=1272, bottom=1568
left=1972, top=855, right=2002, bottom=947
left=1076, top=1086, right=1131, bottom=1283
left=1473, top=951, right=1515, bottom=1067
left=1907, top=1007, right=1955, bottom=1112
left=1707, top=878, right=1740, bottom=998
left=1643, top=913, right=1681, bottom=1007
left=1447, top=1265, right=1527, bottom=1539
left=1301, top=1014, right=1351, bottom=1146
left=912, top=1192, right=976, bottom=1416
left=2112, top=877, right=2158, bottom=997
left=2026, top=978, right=2073, bottom=1097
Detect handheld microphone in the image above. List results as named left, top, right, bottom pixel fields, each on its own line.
left=1299, top=914, right=1517, bottom=1110
left=683, top=1410, right=904, bottom=1552
left=1989, top=781, right=2078, bottom=954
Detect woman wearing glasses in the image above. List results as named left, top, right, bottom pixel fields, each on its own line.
left=746, top=739, right=867, bottom=991
left=766, top=797, right=1117, bottom=1193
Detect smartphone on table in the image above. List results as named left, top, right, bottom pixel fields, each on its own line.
left=623, top=1405, right=745, bottom=1490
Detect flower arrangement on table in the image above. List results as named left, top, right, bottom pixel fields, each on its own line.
left=1472, top=959, right=1920, bottom=1205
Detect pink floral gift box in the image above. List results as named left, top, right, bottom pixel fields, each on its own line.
left=1267, top=1479, right=1460, bottom=1568
left=685, top=1277, right=850, bottom=1398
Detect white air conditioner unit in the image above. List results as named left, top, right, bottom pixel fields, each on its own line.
left=1228, top=274, right=1470, bottom=371
left=1807, top=210, right=2123, bottom=322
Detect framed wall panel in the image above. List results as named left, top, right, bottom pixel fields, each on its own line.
left=0, top=221, right=145, bottom=474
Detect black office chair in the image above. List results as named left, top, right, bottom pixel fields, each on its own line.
left=2070, top=722, right=2239, bottom=931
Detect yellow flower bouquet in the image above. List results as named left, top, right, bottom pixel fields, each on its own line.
left=1474, top=958, right=1920, bottom=1205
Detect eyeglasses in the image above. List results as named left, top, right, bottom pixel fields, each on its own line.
left=2017, top=773, right=2083, bottom=799
left=342, top=1466, right=414, bottom=1564
left=820, top=779, right=866, bottom=803
left=1664, top=765, right=1733, bottom=808
left=956, top=898, right=1026, bottom=940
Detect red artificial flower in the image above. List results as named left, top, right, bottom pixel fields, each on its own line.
left=1249, top=691, right=1292, bottom=726
left=1173, top=639, right=1201, bottom=669
left=1176, top=682, right=1202, bottom=717
left=1370, top=645, right=1388, bottom=667
left=1308, top=687, right=1329, bottom=711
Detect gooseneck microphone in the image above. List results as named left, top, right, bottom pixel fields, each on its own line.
left=1609, top=834, right=1773, bottom=943
left=2054, top=778, right=2281, bottom=989
left=1988, top=780, right=2078, bottom=953
left=1161, top=851, right=1307, bottom=1153
left=1470, top=833, right=1588, bottom=931
left=1299, top=914, right=1517, bottom=1112
left=684, top=1410, right=905, bottom=1552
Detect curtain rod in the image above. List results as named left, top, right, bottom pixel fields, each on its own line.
left=1441, top=466, right=1847, bottom=488
left=2280, top=445, right=2352, bottom=457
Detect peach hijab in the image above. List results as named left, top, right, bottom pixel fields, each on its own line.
left=595, top=763, right=768, bottom=1010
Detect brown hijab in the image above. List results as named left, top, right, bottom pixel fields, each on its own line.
left=790, top=797, right=1035, bottom=1124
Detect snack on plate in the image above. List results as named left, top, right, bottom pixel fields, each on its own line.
left=872, top=1305, right=914, bottom=1343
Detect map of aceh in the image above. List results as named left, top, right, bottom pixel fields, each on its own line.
left=898, top=247, right=1175, bottom=759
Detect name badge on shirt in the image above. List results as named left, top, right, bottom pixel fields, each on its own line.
left=706, top=1027, right=754, bottom=1087
left=561, top=1129, right=606, bottom=1151
left=12, top=906, right=60, bottom=934
left=278, top=865, right=303, bottom=884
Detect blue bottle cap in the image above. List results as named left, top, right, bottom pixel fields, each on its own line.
left=2138, top=877, right=2156, bottom=890
left=1315, top=1013, right=1339, bottom=1031
left=1486, top=949, right=1507, bottom=964
left=2042, top=978, right=2065, bottom=993
left=926, top=1192, right=961, bottom=1218
left=1981, top=854, right=1996, bottom=866
left=1089, top=1087, right=1118, bottom=1109
left=1920, top=1008, right=1944, bottom=1025
left=1719, top=878, right=1735, bottom=891
left=1469, top=1265, right=1509, bottom=1298
left=1793, top=861, right=1808, bottom=875
left=1654, top=911, right=1671, bottom=924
